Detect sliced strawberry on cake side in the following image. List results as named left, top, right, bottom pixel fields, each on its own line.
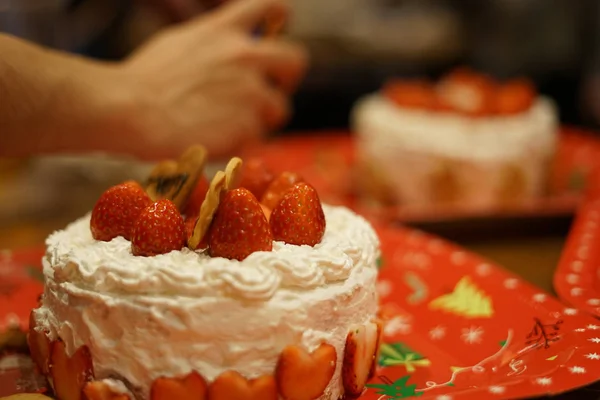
left=83, top=381, right=131, bottom=400
left=342, top=322, right=381, bottom=398
left=49, top=340, right=94, bottom=400
left=275, top=343, right=337, bottom=400
left=131, top=199, right=186, bottom=257
left=208, top=371, right=277, bottom=400
left=28, top=310, right=51, bottom=375
left=150, top=371, right=208, bottom=400
left=208, top=188, right=273, bottom=261
left=90, top=181, right=152, bottom=242
left=270, top=182, right=326, bottom=247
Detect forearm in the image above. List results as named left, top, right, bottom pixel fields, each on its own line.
left=0, top=34, right=137, bottom=157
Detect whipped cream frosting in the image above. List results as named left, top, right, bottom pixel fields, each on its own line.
left=34, top=204, right=380, bottom=399
left=44, top=205, right=378, bottom=302
left=352, top=94, right=558, bottom=161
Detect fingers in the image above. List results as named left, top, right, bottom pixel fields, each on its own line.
left=232, top=70, right=289, bottom=129
left=259, top=82, right=290, bottom=129
left=212, top=0, right=289, bottom=31
left=240, top=39, right=308, bottom=93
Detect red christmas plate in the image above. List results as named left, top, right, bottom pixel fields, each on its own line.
left=0, top=248, right=44, bottom=332
left=554, top=162, right=600, bottom=318
left=367, top=225, right=600, bottom=399
left=2, top=228, right=600, bottom=398
left=242, top=127, right=599, bottom=226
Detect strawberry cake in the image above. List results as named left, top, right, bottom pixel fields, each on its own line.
left=351, top=68, right=559, bottom=209
left=27, top=148, right=381, bottom=400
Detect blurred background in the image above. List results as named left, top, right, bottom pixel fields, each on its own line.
left=1, top=0, right=599, bottom=291
left=3, top=0, right=600, bottom=128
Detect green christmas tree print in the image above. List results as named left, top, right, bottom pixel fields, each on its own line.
left=428, top=276, right=493, bottom=318
left=379, top=342, right=431, bottom=372
left=366, top=375, right=423, bottom=399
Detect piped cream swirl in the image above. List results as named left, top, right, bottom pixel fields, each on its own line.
left=44, top=205, right=379, bottom=301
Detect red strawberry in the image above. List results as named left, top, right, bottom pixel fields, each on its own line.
left=49, top=340, right=94, bottom=400
left=383, top=80, right=439, bottom=110
left=275, top=344, right=337, bottom=400
left=437, top=68, right=496, bottom=116
left=342, top=322, right=382, bottom=398
left=27, top=310, right=51, bottom=375
left=184, top=216, right=197, bottom=243
left=185, top=215, right=207, bottom=251
left=208, top=371, right=277, bottom=400
left=183, top=175, right=210, bottom=218
left=494, top=79, right=535, bottom=115
left=208, top=188, right=273, bottom=261
left=260, top=204, right=272, bottom=222
left=270, top=183, right=325, bottom=246
left=239, top=158, right=275, bottom=200
left=150, top=371, right=208, bottom=400
left=131, top=199, right=186, bottom=257
left=90, top=181, right=152, bottom=242
left=260, top=172, right=303, bottom=210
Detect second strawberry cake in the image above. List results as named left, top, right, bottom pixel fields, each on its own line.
left=28, top=147, right=381, bottom=400
left=352, top=68, right=559, bottom=209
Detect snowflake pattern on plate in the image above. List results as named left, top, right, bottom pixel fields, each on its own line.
left=461, top=326, right=484, bottom=344
left=570, top=260, right=584, bottom=272
left=488, top=386, right=506, bottom=394
left=535, top=377, right=552, bottom=386
left=503, top=278, right=519, bottom=289
left=429, top=325, right=446, bottom=341
left=383, top=316, right=412, bottom=337
left=566, top=274, right=580, bottom=284
left=570, top=287, right=584, bottom=297
left=3, top=313, right=19, bottom=329
left=569, top=366, right=586, bottom=374
left=585, top=353, right=600, bottom=360
left=450, top=252, right=466, bottom=266
left=532, top=293, right=547, bottom=303
left=377, top=280, right=393, bottom=298
left=475, top=263, right=492, bottom=276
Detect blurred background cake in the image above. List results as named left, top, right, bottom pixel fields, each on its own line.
left=351, top=69, right=559, bottom=209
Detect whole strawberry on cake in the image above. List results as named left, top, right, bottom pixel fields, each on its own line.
left=28, top=146, right=381, bottom=400
left=352, top=68, right=559, bottom=209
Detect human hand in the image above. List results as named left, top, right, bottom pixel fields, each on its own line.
left=119, top=0, right=306, bottom=159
